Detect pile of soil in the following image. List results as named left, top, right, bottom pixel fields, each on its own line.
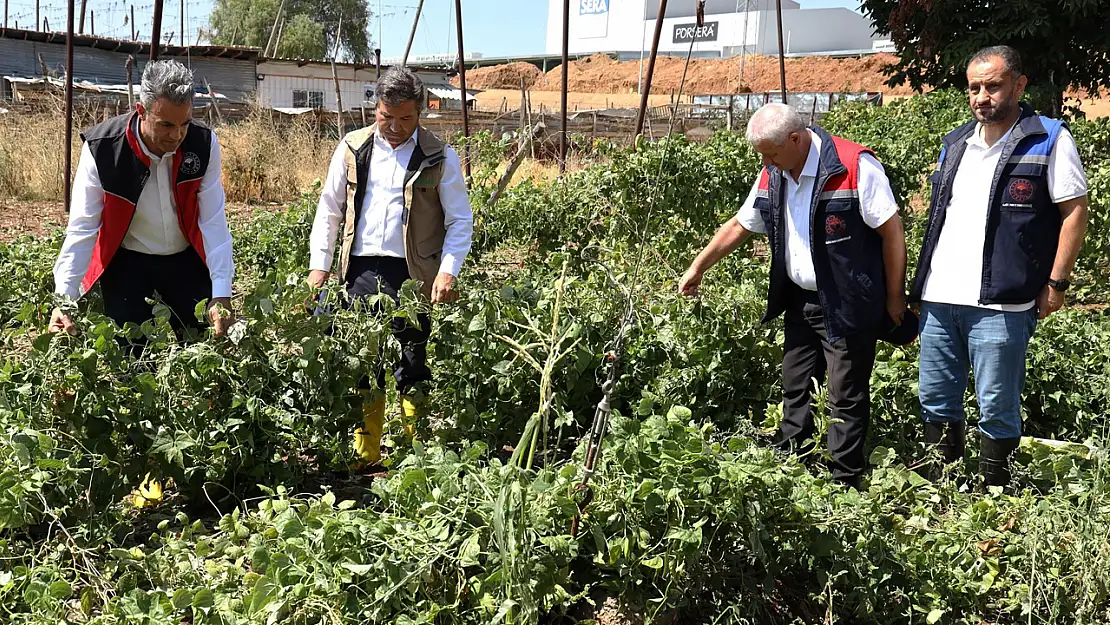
left=455, top=53, right=917, bottom=96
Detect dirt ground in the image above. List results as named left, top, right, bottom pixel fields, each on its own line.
left=456, top=53, right=917, bottom=96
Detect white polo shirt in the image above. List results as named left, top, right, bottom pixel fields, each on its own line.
left=920, top=123, right=1087, bottom=311
left=735, top=130, right=900, bottom=291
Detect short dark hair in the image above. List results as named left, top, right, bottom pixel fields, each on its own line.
left=969, top=45, right=1023, bottom=77
left=378, top=67, right=426, bottom=112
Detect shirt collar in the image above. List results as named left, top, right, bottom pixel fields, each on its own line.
left=967, top=118, right=1018, bottom=150
left=131, top=116, right=167, bottom=163
left=789, top=129, right=820, bottom=181
left=374, top=129, right=417, bottom=152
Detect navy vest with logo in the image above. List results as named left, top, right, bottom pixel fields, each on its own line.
left=755, top=126, right=887, bottom=342
left=909, top=104, right=1066, bottom=305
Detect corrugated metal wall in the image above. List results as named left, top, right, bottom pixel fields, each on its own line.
left=0, top=39, right=257, bottom=102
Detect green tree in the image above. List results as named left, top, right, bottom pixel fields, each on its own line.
left=208, top=0, right=371, bottom=62
left=860, top=0, right=1110, bottom=116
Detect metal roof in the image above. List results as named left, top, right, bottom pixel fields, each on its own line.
left=428, top=87, right=476, bottom=102
left=0, top=26, right=260, bottom=60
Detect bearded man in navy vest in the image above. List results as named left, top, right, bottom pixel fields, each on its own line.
left=680, top=103, right=909, bottom=489
left=49, top=60, right=235, bottom=340
left=909, top=46, right=1089, bottom=489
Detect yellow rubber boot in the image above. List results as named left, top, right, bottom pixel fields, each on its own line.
left=353, top=391, right=387, bottom=465
left=401, top=395, right=421, bottom=439
left=132, top=472, right=163, bottom=509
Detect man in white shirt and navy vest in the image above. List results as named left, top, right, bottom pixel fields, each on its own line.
left=308, top=67, right=473, bottom=468
left=909, top=46, right=1089, bottom=488
left=679, top=103, right=909, bottom=489
left=49, top=60, right=235, bottom=339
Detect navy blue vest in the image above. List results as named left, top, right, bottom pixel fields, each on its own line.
left=909, top=104, right=1066, bottom=305
left=755, top=126, right=887, bottom=342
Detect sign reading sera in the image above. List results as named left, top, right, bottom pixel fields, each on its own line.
left=673, top=21, right=719, bottom=43
left=579, top=0, right=608, bottom=15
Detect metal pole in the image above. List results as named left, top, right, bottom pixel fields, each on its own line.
left=634, top=0, right=668, bottom=138
left=130, top=5, right=135, bottom=40
left=374, top=48, right=381, bottom=79
left=64, top=0, right=75, bottom=214
left=453, top=0, right=470, bottom=179
left=150, top=0, right=163, bottom=60
left=35, top=0, right=39, bottom=31
left=400, top=0, right=424, bottom=67
left=559, top=0, right=569, bottom=175
left=89, top=10, right=93, bottom=35
left=3, top=0, right=7, bottom=29
left=775, top=0, right=786, bottom=101
left=180, top=0, right=184, bottom=45
left=78, top=0, right=85, bottom=32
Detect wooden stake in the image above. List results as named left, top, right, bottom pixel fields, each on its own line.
left=64, top=0, right=75, bottom=214
left=454, top=0, right=470, bottom=179
left=775, top=0, right=787, bottom=101
left=634, top=0, right=668, bottom=138
left=400, top=0, right=424, bottom=68
left=126, top=55, right=134, bottom=109
left=330, top=20, right=344, bottom=136
left=150, top=0, right=164, bottom=60
left=205, top=77, right=222, bottom=124
left=559, top=0, right=569, bottom=175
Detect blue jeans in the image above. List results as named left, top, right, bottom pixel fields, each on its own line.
left=918, top=302, right=1038, bottom=440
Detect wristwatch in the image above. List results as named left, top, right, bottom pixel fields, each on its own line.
left=1047, top=278, right=1071, bottom=292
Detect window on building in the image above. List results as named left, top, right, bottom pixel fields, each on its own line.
left=292, top=90, right=325, bottom=108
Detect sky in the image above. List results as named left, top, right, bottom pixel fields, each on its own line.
left=1, top=0, right=863, bottom=58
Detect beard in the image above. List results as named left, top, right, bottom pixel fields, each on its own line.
left=973, top=95, right=1016, bottom=123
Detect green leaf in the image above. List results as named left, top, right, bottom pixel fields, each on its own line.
left=48, top=580, right=72, bottom=599
left=927, top=609, right=945, bottom=624
left=172, top=588, right=194, bottom=610
left=341, top=562, right=374, bottom=575
left=193, top=588, right=216, bottom=610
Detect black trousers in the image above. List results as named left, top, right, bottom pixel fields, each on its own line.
left=778, top=283, right=877, bottom=484
left=345, top=255, right=432, bottom=395
left=99, top=246, right=211, bottom=336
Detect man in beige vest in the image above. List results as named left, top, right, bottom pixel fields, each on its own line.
left=308, top=67, right=474, bottom=468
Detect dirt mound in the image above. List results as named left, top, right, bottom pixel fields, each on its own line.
left=454, top=62, right=549, bottom=90
left=457, top=53, right=915, bottom=96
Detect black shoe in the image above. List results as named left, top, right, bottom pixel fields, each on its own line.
left=980, top=436, right=1020, bottom=490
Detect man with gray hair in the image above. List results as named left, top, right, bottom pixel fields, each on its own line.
left=679, top=102, right=908, bottom=489
left=50, top=59, right=235, bottom=339
left=308, top=66, right=473, bottom=468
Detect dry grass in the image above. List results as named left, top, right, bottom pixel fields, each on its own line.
left=0, top=103, right=332, bottom=205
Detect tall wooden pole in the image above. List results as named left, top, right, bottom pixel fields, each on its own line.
left=150, top=0, right=164, bottom=60
left=78, top=0, right=85, bottom=32
left=89, top=10, right=93, bottom=35
left=775, top=0, right=787, bottom=101
left=35, top=0, right=39, bottom=31
left=330, top=21, right=344, bottom=136
left=634, top=0, right=668, bottom=138
left=559, top=0, right=569, bottom=175
left=453, top=0, right=470, bottom=179
left=400, top=0, right=424, bottom=68
left=180, top=0, right=184, bottom=45
left=64, top=0, right=75, bottom=214
left=130, top=5, right=135, bottom=40
left=3, top=0, right=8, bottom=29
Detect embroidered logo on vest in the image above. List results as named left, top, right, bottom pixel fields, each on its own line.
left=1008, top=178, right=1034, bottom=203
left=181, top=152, right=202, bottom=175
left=825, top=214, right=847, bottom=236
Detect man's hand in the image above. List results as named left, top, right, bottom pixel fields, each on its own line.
left=308, top=270, right=330, bottom=289
left=207, top=297, right=235, bottom=337
left=678, top=267, right=704, bottom=297
left=1036, top=283, right=1066, bottom=320
left=431, top=272, right=458, bottom=305
left=48, top=308, right=78, bottom=335
left=886, top=292, right=908, bottom=326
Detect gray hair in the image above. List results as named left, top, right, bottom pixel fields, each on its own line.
left=378, top=67, right=426, bottom=112
left=745, top=102, right=806, bottom=146
left=139, top=60, right=195, bottom=108
left=969, top=45, right=1023, bottom=77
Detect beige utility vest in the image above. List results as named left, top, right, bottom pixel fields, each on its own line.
left=337, top=124, right=448, bottom=299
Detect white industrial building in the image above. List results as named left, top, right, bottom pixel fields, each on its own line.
left=545, top=0, right=883, bottom=58
left=255, top=59, right=457, bottom=112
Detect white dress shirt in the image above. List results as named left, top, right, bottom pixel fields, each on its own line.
left=309, top=129, right=474, bottom=277
left=53, top=123, right=235, bottom=300
left=921, top=123, right=1087, bottom=311
left=736, top=130, right=900, bottom=290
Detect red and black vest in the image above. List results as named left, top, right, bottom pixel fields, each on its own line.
left=79, top=112, right=211, bottom=294
left=753, top=126, right=887, bottom=341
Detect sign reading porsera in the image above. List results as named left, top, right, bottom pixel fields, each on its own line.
left=673, top=21, right=719, bottom=44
